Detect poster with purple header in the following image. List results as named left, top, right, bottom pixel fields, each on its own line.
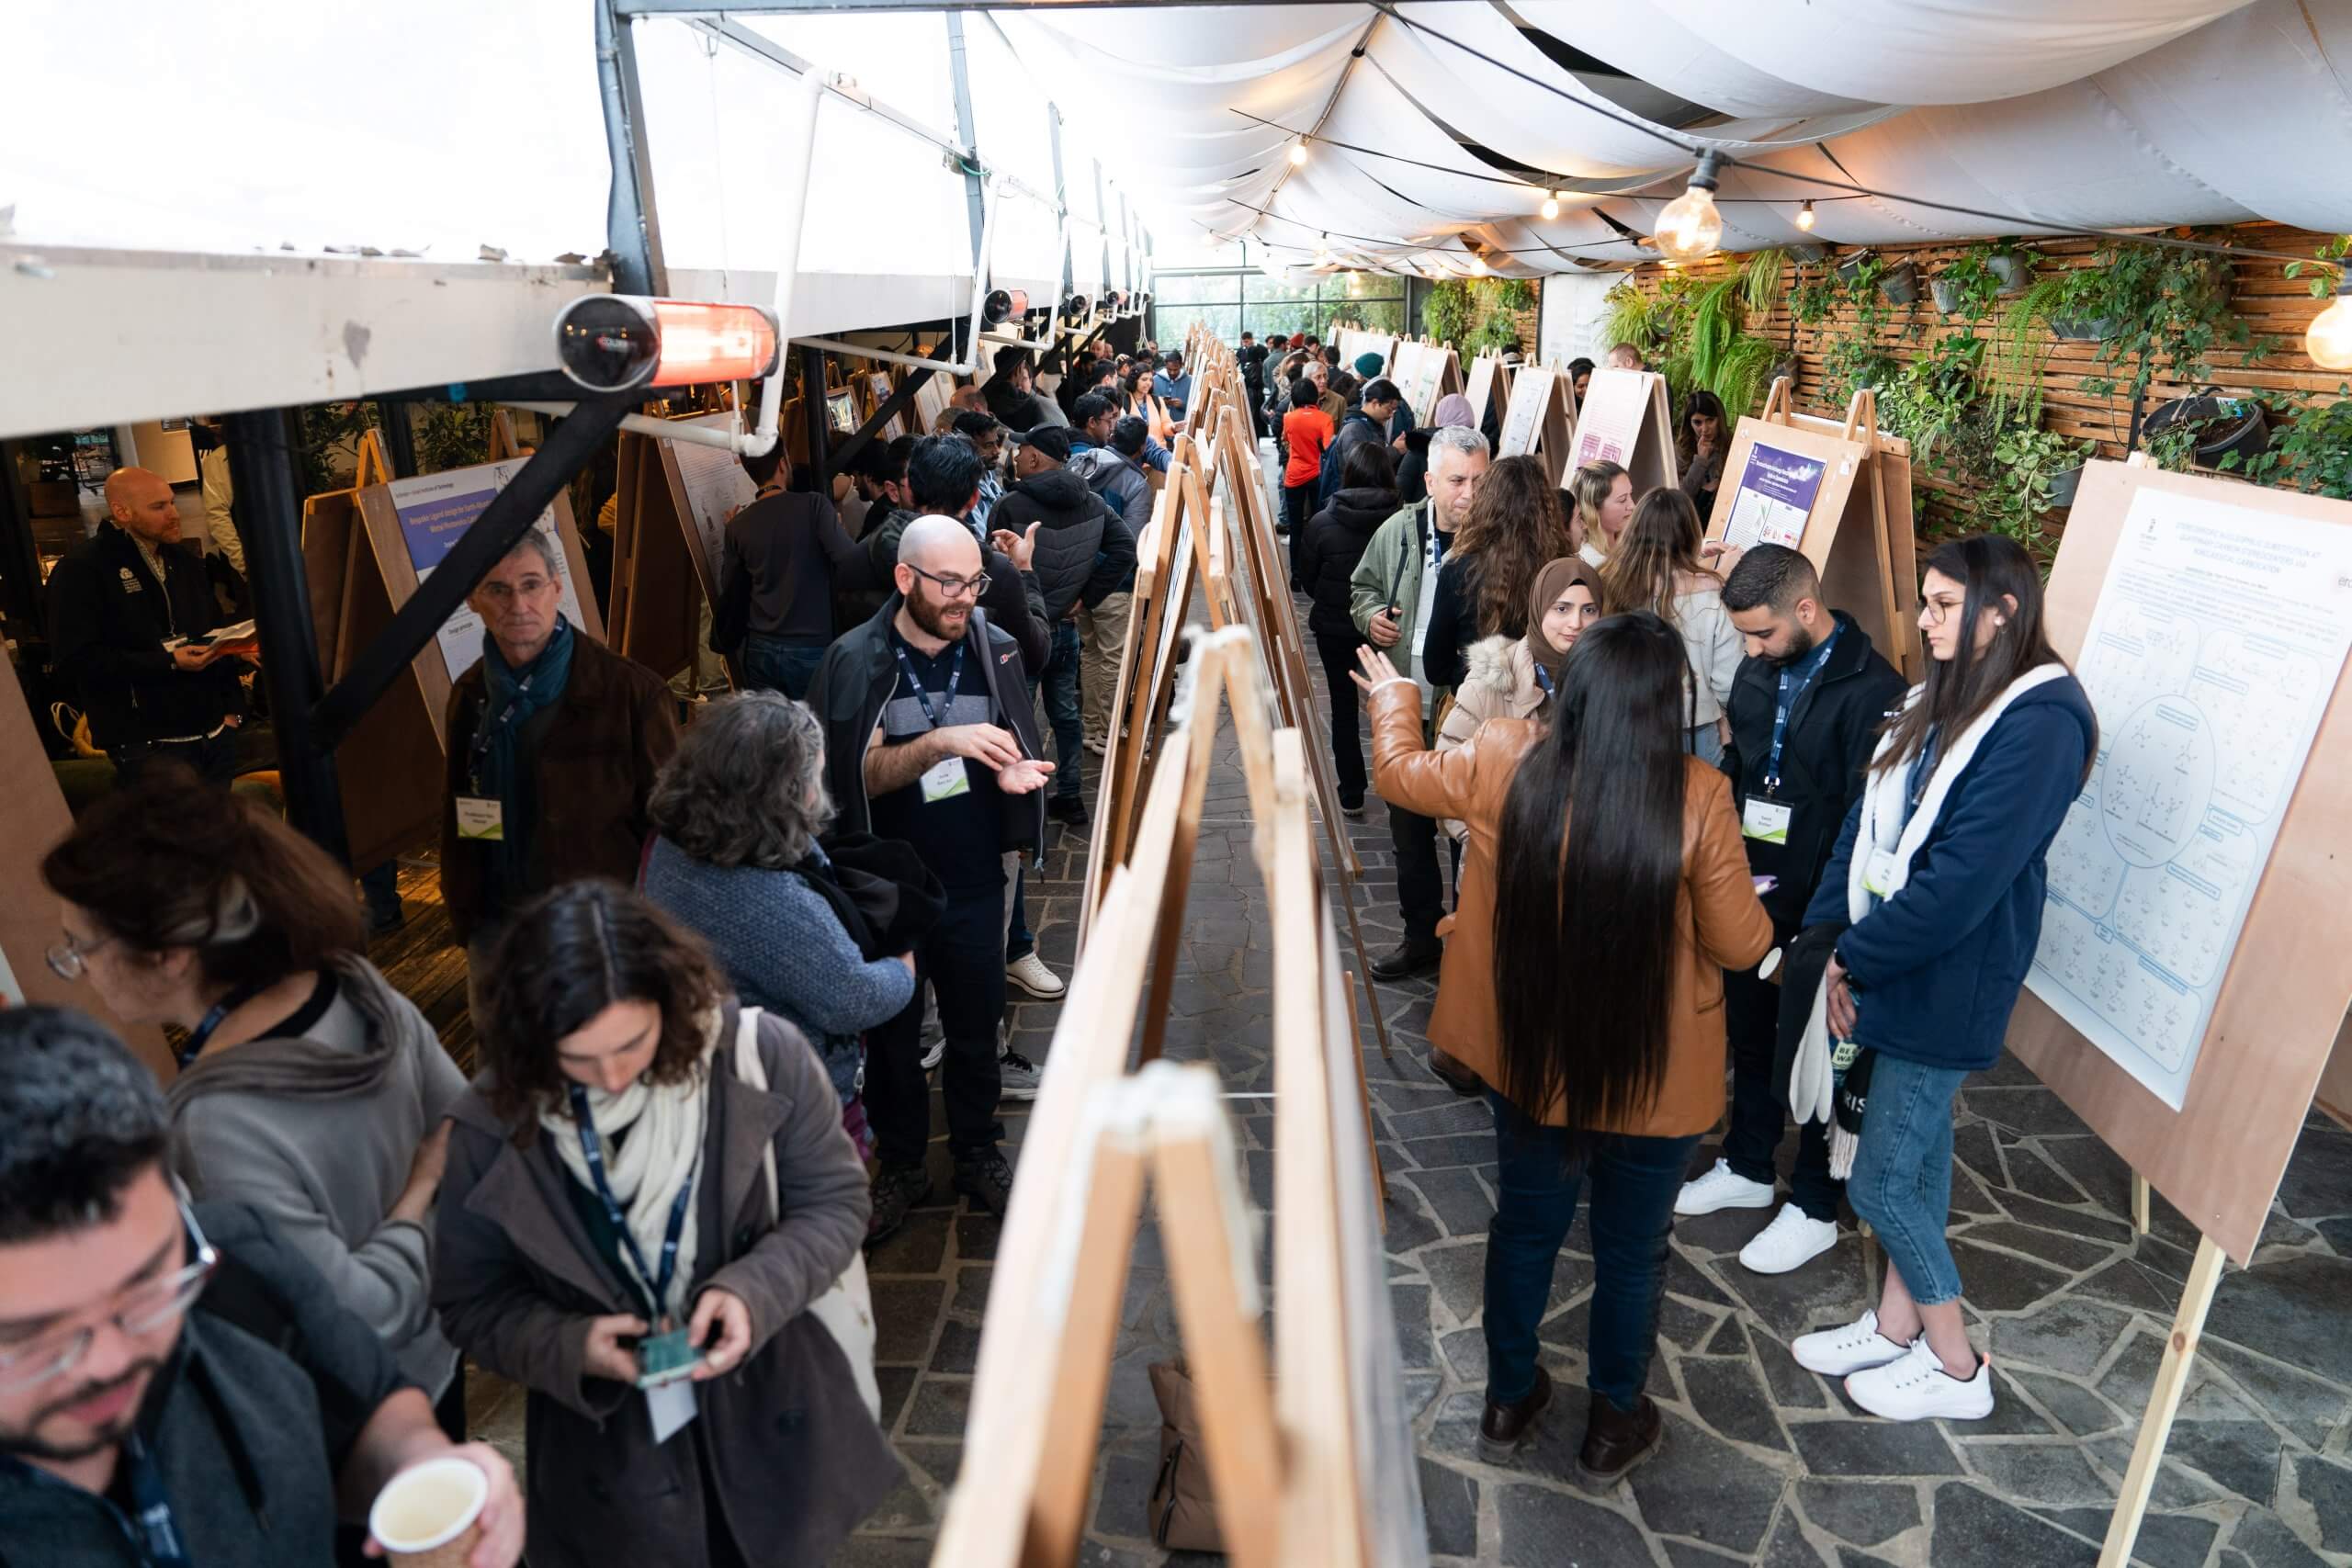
left=388, top=460, right=586, bottom=679
left=1722, top=442, right=1826, bottom=550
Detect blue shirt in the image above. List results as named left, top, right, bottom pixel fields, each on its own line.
left=1152, top=371, right=1193, bottom=413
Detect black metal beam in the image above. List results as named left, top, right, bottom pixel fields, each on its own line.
left=799, top=346, right=833, bottom=494
left=596, top=0, right=663, bottom=296
left=831, top=367, right=934, bottom=478
left=224, top=409, right=350, bottom=863
left=311, top=393, right=639, bottom=751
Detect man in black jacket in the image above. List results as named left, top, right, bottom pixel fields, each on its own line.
left=981, top=345, right=1067, bottom=434
left=1318, top=378, right=1402, bottom=506
left=991, top=425, right=1136, bottom=828
left=1676, top=545, right=1908, bottom=1277
left=863, top=435, right=1048, bottom=677
left=0, top=1008, right=523, bottom=1568
left=46, top=468, right=249, bottom=783
left=807, top=518, right=1054, bottom=1234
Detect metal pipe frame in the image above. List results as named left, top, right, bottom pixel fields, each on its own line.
left=597, top=0, right=665, bottom=295
left=830, top=365, right=933, bottom=479
left=224, top=408, right=349, bottom=861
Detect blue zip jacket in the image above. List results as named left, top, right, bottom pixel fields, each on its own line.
left=1804, top=672, right=2094, bottom=1073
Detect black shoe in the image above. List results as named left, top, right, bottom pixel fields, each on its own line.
left=1340, top=793, right=1365, bottom=818
left=1427, top=1045, right=1484, bottom=1098
left=365, top=904, right=406, bottom=939
left=1577, top=1392, right=1665, bottom=1487
left=1478, top=1366, right=1552, bottom=1462
left=1368, top=937, right=1442, bottom=982
left=1047, top=795, right=1089, bottom=826
left=953, top=1150, right=1016, bottom=1217
left=865, top=1164, right=932, bottom=1246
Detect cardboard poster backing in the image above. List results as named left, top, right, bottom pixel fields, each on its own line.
left=1464, top=350, right=1510, bottom=430
left=1570, top=367, right=1678, bottom=497
left=1495, top=363, right=1577, bottom=484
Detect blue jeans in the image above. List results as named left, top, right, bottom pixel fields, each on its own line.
left=1484, top=1093, right=1697, bottom=1412
left=740, top=633, right=827, bottom=701
left=1847, top=1054, right=1969, bottom=1305
left=1031, top=619, right=1084, bottom=802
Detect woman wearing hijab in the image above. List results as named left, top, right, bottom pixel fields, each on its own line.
left=1399, top=392, right=1475, bottom=505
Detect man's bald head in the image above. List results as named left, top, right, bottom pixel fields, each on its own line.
left=899, top=513, right=981, bottom=574
left=105, top=468, right=181, bottom=546
left=895, top=514, right=984, bottom=643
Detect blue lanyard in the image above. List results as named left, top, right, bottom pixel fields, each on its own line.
left=122, top=1433, right=194, bottom=1568
left=1534, top=663, right=1555, bottom=697
left=468, top=670, right=542, bottom=795
left=890, top=637, right=966, bottom=732
left=176, top=980, right=266, bottom=1070
left=1765, top=626, right=1841, bottom=794
left=1904, top=732, right=1939, bottom=827
left=566, top=1083, right=696, bottom=1325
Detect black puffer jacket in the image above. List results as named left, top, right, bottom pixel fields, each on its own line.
left=989, top=467, right=1136, bottom=621
left=1292, top=485, right=1401, bottom=642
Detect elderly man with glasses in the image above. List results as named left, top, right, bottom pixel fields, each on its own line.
left=0, top=1007, right=523, bottom=1568
left=806, top=515, right=1054, bottom=1238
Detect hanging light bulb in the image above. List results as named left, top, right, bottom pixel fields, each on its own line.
left=1289, top=140, right=1309, bottom=167
left=1540, top=192, right=1560, bottom=221
left=1656, top=150, right=1726, bottom=265
left=1796, top=199, right=1817, bottom=233
left=2308, top=278, right=2352, bottom=371
left=1468, top=251, right=1489, bottom=276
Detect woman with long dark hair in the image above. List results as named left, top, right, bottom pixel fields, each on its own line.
left=1356, top=616, right=1770, bottom=1482
left=1601, top=489, right=1743, bottom=763
left=1789, top=535, right=2094, bottom=1422
left=1418, top=454, right=1576, bottom=690
left=1676, top=388, right=1730, bottom=521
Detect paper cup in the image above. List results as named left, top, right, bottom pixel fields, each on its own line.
left=368, top=1456, right=487, bottom=1568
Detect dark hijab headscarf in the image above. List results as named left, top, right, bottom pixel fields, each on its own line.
left=1525, top=558, right=1602, bottom=688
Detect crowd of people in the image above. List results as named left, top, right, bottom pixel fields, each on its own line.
left=14, top=325, right=2096, bottom=1559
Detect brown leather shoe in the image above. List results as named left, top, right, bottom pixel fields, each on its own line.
left=1577, top=1392, right=1664, bottom=1486
left=1426, top=1044, right=1485, bottom=1098
left=1476, top=1365, right=1552, bottom=1461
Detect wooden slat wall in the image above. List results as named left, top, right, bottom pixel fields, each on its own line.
left=1614, top=221, right=2346, bottom=532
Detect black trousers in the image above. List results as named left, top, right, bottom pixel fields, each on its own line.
left=1721, top=962, right=1840, bottom=1221
left=1314, top=630, right=1368, bottom=802
left=1390, top=795, right=1447, bottom=946
left=866, top=874, right=1007, bottom=1168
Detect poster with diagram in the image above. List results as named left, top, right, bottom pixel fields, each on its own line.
left=390, top=461, right=588, bottom=680
left=2027, top=482, right=2352, bottom=1109
left=659, top=412, right=756, bottom=598
left=1720, top=442, right=1826, bottom=549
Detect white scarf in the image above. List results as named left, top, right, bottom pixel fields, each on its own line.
left=1791, top=661, right=2072, bottom=1157
left=542, top=1015, right=720, bottom=1323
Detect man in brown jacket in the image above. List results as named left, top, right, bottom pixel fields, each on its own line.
left=438, top=533, right=679, bottom=945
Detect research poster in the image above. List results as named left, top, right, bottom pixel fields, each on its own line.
left=2027, top=484, right=2352, bottom=1109
left=390, top=461, right=588, bottom=679
left=1720, top=442, right=1826, bottom=549
left=662, top=412, right=756, bottom=591
left=1498, top=368, right=1551, bottom=457
left=1570, top=367, right=1646, bottom=468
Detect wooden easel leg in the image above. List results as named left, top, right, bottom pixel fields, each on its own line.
left=1334, top=867, right=1396, bottom=1066
left=2131, top=1171, right=2152, bottom=1235
left=2098, top=1236, right=2226, bottom=1568
left=1340, top=978, right=1387, bottom=1214
left=1137, top=672, right=1222, bottom=1064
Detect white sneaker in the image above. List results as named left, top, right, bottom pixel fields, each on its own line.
left=1006, top=953, right=1066, bottom=998
left=1738, top=1205, right=1839, bottom=1276
left=919, top=1029, right=945, bottom=1072
left=1674, top=1158, right=1776, bottom=1217
left=1844, top=1337, right=1995, bottom=1421
left=998, top=1049, right=1043, bottom=1100
left=1791, top=1311, right=1912, bottom=1378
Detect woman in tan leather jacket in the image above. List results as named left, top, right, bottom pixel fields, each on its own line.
left=1356, top=614, right=1770, bottom=1488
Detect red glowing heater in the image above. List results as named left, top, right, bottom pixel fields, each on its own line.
left=554, top=296, right=781, bottom=392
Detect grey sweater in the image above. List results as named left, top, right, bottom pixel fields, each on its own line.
left=640, top=835, right=915, bottom=1106
left=165, top=955, right=468, bottom=1397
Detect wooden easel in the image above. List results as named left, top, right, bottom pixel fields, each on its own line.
left=2000, top=457, right=2352, bottom=1568
left=608, top=410, right=750, bottom=683
left=1772, top=389, right=1922, bottom=678
left=1569, top=366, right=1678, bottom=495
left=1704, top=379, right=1919, bottom=676
left=1388, top=337, right=1462, bottom=425
left=1464, top=348, right=1510, bottom=430
left=1495, top=361, right=1579, bottom=484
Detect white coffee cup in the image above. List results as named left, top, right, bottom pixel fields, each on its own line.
left=368, top=1456, right=487, bottom=1567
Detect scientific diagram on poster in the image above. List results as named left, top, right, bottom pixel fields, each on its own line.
left=1719, top=442, right=1825, bottom=549
left=1570, top=368, right=1645, bottom=468
left=2027, top=484, right=2352, bottom=1108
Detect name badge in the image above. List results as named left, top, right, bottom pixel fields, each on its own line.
left=645, top=1377, right=698, bottom=1444
left=1862, top=847, right=1902, bottom=898
left=920, top=756, right=972, bottom=804
left=1741, top=796, right=1792, bottom=844
left=455, top=796, right=504, bottom=840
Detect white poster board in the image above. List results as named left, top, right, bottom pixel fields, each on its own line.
left=1719, top=441, right=1827, bottom=550
left=662, top=411, right=756, bottom=592
left=389, top=460, right=589, bottom=680
left=2028, top=482, right=2352, bottom=1109
left=1570, top=367, right=1649, bottom=468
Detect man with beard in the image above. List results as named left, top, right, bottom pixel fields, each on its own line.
left=807, top=516, right=1054, bottom=1239
left=1674, top=544, right=1907, bottom=1275
left=0, top=1008, right=523, bottom=1568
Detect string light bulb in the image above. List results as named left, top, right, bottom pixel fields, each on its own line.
left=1289, top=140, right=1309, bottom=167
left=1656, top=150, right=1726, bottom=264
left=1468, top=251, right=1489, bottom=276
left=1540, top=192, right=1560, bottom=221
left=2308, top=277, right=2352, bottom=371
left=1796, top=199, right=1816, bottom=233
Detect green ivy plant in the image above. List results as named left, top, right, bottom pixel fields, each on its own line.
left=2282, top=233, right=2349, bottom=298
left=415, top=404, right=501, bottom=474
left=2219, top=386, right=2352, bottom=500
left=294, top=402, right=380, bottom=496
left=1984, top=425, right=2094, bottom=557
left=1421, top=278, right=1475, bottom=349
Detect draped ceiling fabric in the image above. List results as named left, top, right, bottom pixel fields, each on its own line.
left=999, top=0, right=2352, bottom=278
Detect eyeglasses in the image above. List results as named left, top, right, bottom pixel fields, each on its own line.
left=46, top=930, right=117, bottom=981
left=906, top=563, right=989, bottom=600
left=0, top=1201, right=216, bottom=1393
left=479, top=576, right=556, bottom=605
left=1920, top=596, right=1965, bottom=626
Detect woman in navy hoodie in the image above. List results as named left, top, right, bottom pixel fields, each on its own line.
left=1788, top=536, right=2096, bottom=1423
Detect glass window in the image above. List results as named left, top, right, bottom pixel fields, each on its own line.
left=1147, top=270, right=1407, bottom=349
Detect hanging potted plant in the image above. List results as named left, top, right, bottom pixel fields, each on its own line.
left=1835, top=250, right=1873, bottom=288
left=1876, top=260, right=1920, bottom=306
left=2143, top=388, right=2273, bottom=470
left=1985, top=248, right=2032, bottom=295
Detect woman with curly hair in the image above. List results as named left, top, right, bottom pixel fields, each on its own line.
left=1418, top=454, right=1577, bottom=691
left=432, top=881, right=894, bottom=1568
left=1600, top=488, right=1744, bottom=763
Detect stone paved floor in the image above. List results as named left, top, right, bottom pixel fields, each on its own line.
left=842, top=559, right=2352, bottom=1565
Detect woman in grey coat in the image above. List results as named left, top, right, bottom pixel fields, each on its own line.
left=433, top=881, right=893, bottom=1568
left=41, top=778, right=467, bottom=1422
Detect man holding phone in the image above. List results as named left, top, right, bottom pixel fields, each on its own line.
left=1347, top=428, right=1490, bottom=994
left=47, top=468, right=250, bottom=784
left=1676, top=545, right=1907, bottom=1275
